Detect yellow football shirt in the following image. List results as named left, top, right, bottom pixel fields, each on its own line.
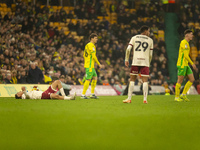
left=177, top=39, right=193, bottom=68
left=83, top=42, right=100, bottom=68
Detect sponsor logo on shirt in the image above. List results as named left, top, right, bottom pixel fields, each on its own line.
left=137, top=58, right=145, bottom=60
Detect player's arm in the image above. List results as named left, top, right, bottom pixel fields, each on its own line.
left=92, top=52, right=100, bottom=66
left=83, top=45, right=87, bottom=57
left=183, top=50, right=197, bottom=71
left=125, top=45, right=133, bottom=62
left=89, top=45, right=102, bottom=68
left=92, top=52, right=103, bottom=68
left=21, top=87, right=30, bottom=99
left=183, top=50, right=193, bottom=65
left=125, top=37, right=134, bottom=67
left=149, top=40, right=154, bottom=64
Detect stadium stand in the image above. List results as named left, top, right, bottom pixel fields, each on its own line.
left=0, top=0, right=199, bottom=92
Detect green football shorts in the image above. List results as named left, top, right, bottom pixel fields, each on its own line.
left=177, top=66, right=193, bottom=76
left=85, top=68, right=97, bottom=80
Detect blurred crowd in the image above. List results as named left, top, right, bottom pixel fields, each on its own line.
left=0, top=0, right=169, bottom=88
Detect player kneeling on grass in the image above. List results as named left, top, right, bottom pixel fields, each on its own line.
left=123, top=25, right=153, bottom=104
left=15, top=80, right=76, bottom=100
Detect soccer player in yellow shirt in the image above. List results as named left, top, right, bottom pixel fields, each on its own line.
left=81, top=33, right=103, bottom=99
left=175, top=29, right=197, bottom=102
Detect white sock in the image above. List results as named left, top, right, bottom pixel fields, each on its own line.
left=59, top=88, right=66, bottom=96
left=143, top=82, right=148, bottom=101
left=64, top=96, right=70, bottom=100
left=128, top=81, right=135, bottom=100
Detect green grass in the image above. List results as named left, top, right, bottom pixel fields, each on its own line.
left=0, top=95, right=200, bottom=150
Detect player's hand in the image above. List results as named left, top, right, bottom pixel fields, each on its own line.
left=125, top=61, right=129, bottom=67
left=21, top=87, right=26, bottom=91
left=192, top=64, right=198, bottom=72
left=99, top=64, right=104, bottom=69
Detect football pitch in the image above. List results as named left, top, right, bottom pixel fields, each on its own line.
left=0, top=95, right=200, bottom=150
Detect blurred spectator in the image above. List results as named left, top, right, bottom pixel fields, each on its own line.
left=18, top=69, right=27, bottom=83
left=43, top=71, right=52, bottom=84
left=5, top=73, right=12, bottom=84
left=110, top=1, right=117, bottom=13
left=27, top=62, right=43, bottom=84
left=113, top=80, right=124, bottom=95
left=103, top=79, right=110, bottom=86
left=11, top=70, right=18, bottom=84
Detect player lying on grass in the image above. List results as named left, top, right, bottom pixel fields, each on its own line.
left=15, top=80, right=76, bottom=100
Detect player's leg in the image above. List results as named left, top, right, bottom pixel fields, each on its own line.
left=175, top=76, right=184, bottom=101
left=90, top=68, right=98, bottom=99
left=51, top=80, right=66, bottom=96
left=123, top=66, right=139, bottom=103
left=50, top=93, right=76, bottom=100
left=141, top=76, right=149, bottom=104
left=123, top=75, right=137, bottom=103
left=175, top=66, right=185, bottom=101
left=140, top=66, right=150, bottom=104
left=81, top=68, right=91, bottom=99
left=180, top=66, right=194, bottom=101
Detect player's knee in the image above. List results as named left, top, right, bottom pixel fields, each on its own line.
left=55, top=80, right=61, bottom=85
left=55, top=80, right=60, bottom=83
left=190, top=78, right=195, bottom=83
left=55, top=95, right=60, bottom=99
left=51, top=94, right=58, bottom=99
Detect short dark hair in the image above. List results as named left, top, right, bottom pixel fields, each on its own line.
left=60, top=75, right=65, bottom=79
left=89, top=33, right=98, bottom=40
left=184, top=29, right=193, bottom=36
left=15, top=94, right=21, bottom=99
left=140, top=25, right=149, bottom=33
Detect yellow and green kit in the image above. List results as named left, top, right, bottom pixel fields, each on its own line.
left=177, top=39, right=193, bottom=76
left=83, top=42, right=100, bottom=79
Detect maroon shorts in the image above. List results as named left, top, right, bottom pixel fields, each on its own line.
left=130, top=65, right=149, bottom=76
left=41, top=86, right=57, bottom=99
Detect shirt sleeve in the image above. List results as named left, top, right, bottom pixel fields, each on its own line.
left=183, top=50, right=194, bottom=65
left=90, top=45, right=100, bottom=65
left=151, top=39, right=153, bottom=50
left=128, top=37, right=134, bottom=47
left=92, top=52, right=100, bottom=65
left=23, top=91, right=31, bottom=99
left=149, top=40, right=154, bottom=63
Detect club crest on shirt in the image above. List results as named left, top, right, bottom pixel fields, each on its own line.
left=185, top=44, right=188, bottom=48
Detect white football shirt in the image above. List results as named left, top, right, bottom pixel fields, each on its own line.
left=128, top=34, right=153, bottom=67
left=22, top=90, right=43, bottom=99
